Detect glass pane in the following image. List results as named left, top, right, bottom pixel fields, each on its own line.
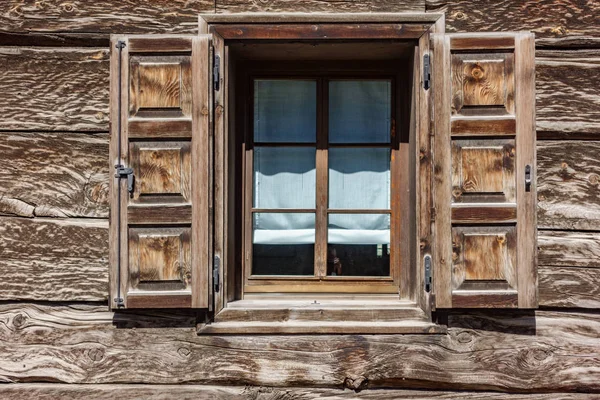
left=254, top=147, right=316, bottom=209
left=329, top=80, right=391, bottom=143
left=253, top=213, right=315, bottom=276
left=254, top=80, right=317, bottom=143
left=329, top=148, right=390, bottom=209
left=327, top=213, right=390, bottom=277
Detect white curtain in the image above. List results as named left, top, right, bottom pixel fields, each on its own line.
left=253, top=80, right=391, bottom=246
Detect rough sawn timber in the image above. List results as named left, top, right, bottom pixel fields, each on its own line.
left=426, top=0, right=600, bottom=47
left=537, top=140, right=600, bottom=231
left=0, top=47, right=109, bottom=132
left=215, top=0, right=424, bottom=14
left=1, top=46, right=598, bottom=138
left=0, top=0, right=212, bottom=36
left=0, top=217, right=108, bottom=302
left=0, top=384, right=597, bottom=399
left=0, top=303, right=599, bottom=392
left=0, top=132, right=109, bottom=218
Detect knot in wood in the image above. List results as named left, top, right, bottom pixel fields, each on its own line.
left=87, top=347, right=105, bottom=362
left=456, top=330, right=473, bottom=344
left=470, top=64, right=485, bottom=80
left=63, top=3, right=75, bottom=13
left=13, top=313, right=27, bottom=329
left=454, top=11, right=467, bottom=20
left=177, top=347, right=191, bottom=358
left=589, top=173, right=599, bottom=186
left=343, top=376, right=368, bottom=392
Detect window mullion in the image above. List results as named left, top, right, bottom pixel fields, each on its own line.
left=314, top=78, right=328, bottom=279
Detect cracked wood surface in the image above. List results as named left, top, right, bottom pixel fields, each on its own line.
left=2, top=47, right=598, bottom=136
left=0, top=132, right=109, bottom=218
left=0, top=303, right=598, bottom=391
left=0, top=0, right=212, bottom=35
left=0, top=384, right=596, bottom=399
left=427, top=0, right=600, bottom=48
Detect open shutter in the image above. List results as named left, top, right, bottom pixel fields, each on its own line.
left=109, top=35, right=211, bottom=309
left=433, top=33, right=537, bottom=308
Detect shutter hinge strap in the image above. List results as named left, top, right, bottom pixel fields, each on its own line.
left=213, top=255, right=220, bottom=293
left=115, top=166, right=135, bottom=195
left=213, top=54, right=220, bottom=91
left=423, top=53, right=431, bottom=90
left=424, top=254, right=432, bottom=293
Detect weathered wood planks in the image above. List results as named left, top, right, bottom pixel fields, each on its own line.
left=2, top=46, right=597, bottom=137
left=536, top=50, right=600, bottom=139
left=537, top=141, right=600, bottom=231
left=0, top=132, right=109, bottom=218
left=539, top=231, right=600, bottom=268
left=0, top=0, right=212, bottom=36
left=0, top=303, right=598, bottom=391
left=540, top=267, right=600, bottom=308
left=427, top=0, right=600, bottom=48
left=0, top=217, right=108, bottom=302
left=215, top=0, right=424, bottom=13
left=0, top=47, right=109, bottom=132
left=0, top=384, right=596, bottom=399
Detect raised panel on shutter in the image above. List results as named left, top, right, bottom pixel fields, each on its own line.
left=109, top=35, right=211, bottom=309
left=433, top=33, right=537, bottom=309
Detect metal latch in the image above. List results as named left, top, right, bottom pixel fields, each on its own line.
left=115, top=165, right=134, bottom=195
left=213, top=54, right=220, bottom=91
left=525, top=164, right=532, bottom=192
left=213, top=255, right=220, bottom=293
left=423, top=54, right=431, bottom=90
left=424, top=255, right=432, bottom=292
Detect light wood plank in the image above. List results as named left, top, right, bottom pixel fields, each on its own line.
left=0, top=132, right=109, bottom=218
left=426, top=0, right=600, bottom=48
left=0, top=304, right=599, bottom=392
left=1, top=384, right=595, bottom=399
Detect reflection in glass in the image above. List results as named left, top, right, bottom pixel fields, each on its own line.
left=329, top=148, right=390, bottom=209
left=252, top=213, right=315, bottom=275
left=254, top=147, right=316, bottom=209
left=327, top=213, right=390, bottom=277
left=329, top=80, right=391, bottom=143
left=254, top=80, right=317, bottom=143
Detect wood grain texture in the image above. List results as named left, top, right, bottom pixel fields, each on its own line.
left=1, top=384, right=597, bottom=400
left=539, top=266, right=600, bottom=308
left=426, top=0, right=600, bottom=47
left=537, top=141, right=600, bottom=231
left=0, top=47, right=109, bottom=132
left=536, top=50, right=600, bottom=138
left=216, top=0, right=424, bottom=13
left=0, top=303, right=599, bottom=392
left=1, top=47, right=596, bottom=137
left=538, top=230, right=600, bottom=268
left=0, top=132, right=109, bottom=218
left=0, top=217, right=108, bottom=301
left=0, top=0, right=213, bottom=35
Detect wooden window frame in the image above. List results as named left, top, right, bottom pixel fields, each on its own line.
left=199, top=13, right=446, bottom=333
left=244, top=73, right=399, bottom=294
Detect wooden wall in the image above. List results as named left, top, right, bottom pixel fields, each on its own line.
left=0, top=0, right=599, bottom=397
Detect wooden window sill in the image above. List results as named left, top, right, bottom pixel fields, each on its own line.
left=197, top=298, right=447, bottom=335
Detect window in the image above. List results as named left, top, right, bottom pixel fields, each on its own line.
left=108, top=15, right=537, bottom=333
left=246, top=77, right=399, bottom=293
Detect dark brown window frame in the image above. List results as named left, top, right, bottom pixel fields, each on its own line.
left=199, top=13, right=446, bottom=333
left=244, top=73, right=400, bottom=294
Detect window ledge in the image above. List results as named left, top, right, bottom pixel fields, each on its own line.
left=197, top=298, right=446, bottom=335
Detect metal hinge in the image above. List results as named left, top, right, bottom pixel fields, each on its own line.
left=424, top=254, right=432, bottom=293
left=423, top=53, right=431, bottom=90
left=115, top=164, right=135, bottom=193
left=113, top=297, right=124, bottom=308
left=213, top=54, right=220, bottom=91
left=525, top=164, right=532, bottom=192
left=213, top=255, right=220, bottom=293
left=115, top=165, right=134, bottom=195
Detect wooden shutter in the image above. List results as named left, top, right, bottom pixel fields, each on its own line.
left=109, top=35, right=211, bottom=309
left=432, top=33, right=537, bottom=308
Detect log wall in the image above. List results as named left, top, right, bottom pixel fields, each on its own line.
left=0, top=0, right=599, bottom=397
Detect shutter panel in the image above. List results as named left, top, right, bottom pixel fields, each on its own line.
left=432, top=33, right=537, bottom=308
left=109, top=35, right=211, bottom=309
